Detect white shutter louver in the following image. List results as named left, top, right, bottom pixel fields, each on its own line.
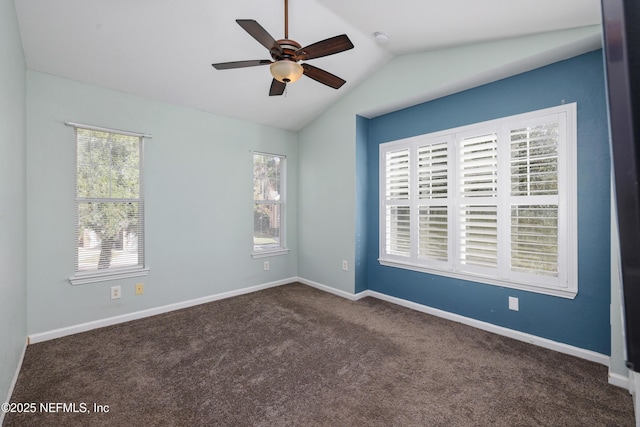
left=384, top=148, right=411, bottom=257
left=386, top=149, right=410, bottom=200
left=459, top=205, right=498, bottom=268
left=510, top=122, right=559, bottom=196
left=459, top=133, right=498, bottom=269
left=417, top=142, right=449, bottom=263
left=510, top=205, right=558, bottom=277
left=509, top=121, right=560, bottom=278
left=387, top=206, right=411, bottom=256
left=418, top=206, right=448, bottom=261
left=418, top=143, right=448, bottom=199
left=460, top=134, right=498, bottom=197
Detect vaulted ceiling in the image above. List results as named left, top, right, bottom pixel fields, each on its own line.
left=14, top=0, right=602, bottom=131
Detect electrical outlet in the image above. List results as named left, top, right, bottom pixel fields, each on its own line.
left=342, top=260, right=348, bottom=271
left=264, top=261, right=270, bottom=271
left=509, top=296, right=519, bottom=311
left=111, top=286, right=121, bottom=300
left=135, top=283, right=144, bottom=295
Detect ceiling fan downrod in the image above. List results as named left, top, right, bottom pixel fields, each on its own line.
left=284, top=0, right=289, bottom=39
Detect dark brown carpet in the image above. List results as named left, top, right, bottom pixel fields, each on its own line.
left=3, top=282, right=634, bottom=426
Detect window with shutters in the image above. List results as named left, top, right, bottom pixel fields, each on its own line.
left=253, top=152, right=288, bottom=258
left=379, top=104, right=577, bottom=298
left=384, top=148, right=410, bottom=257
left=70, top=126, right=148, bottom=285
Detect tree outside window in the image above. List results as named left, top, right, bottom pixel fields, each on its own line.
left=75, top=128, right=144, bottom=273
left=253, top=153, right=285, bottom=253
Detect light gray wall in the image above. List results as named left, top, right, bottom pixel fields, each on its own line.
left=0, top=0, right=27, bottom=408
left=26, top=71, right=298, bottom=335
left=297, top=26, right=602, bottom=294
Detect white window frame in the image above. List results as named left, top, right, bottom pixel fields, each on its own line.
left=379, top=104, right=578, bottom=298
left=252, top=151, right=289, bottom=258
left=68, top=123, right=150, bottom=285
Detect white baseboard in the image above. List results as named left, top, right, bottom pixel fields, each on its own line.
left=609, top=371, right=631, bottom=391
left=0, top=338, right=28, bottom=425
left=359, top=289, right=609, bottom=366
left=296, top=277, right=366, bottom=301
left=28, top=277, right=296, bottom=344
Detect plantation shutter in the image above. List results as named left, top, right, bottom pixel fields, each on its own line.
left=508, top=119, right=561, bottom=281
left=417, top=141, right=450, bottom=265
left=458, top=133, right=499, bottom=271
left=384, top=148, right=411, bottom=257
left=378, top=104, right=576, bottom=298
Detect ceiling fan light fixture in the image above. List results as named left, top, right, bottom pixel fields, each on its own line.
left=270, top=60, right=304, bottom=83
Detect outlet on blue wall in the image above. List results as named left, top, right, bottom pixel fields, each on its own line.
left=356, top=50, right=611, bottom=354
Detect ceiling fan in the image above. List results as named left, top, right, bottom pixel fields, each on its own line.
left=211, top=0, right=354, bottom=96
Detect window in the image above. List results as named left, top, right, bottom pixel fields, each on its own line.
left=253, top=152, right=288, bottom=257
left=70, top=125, right=148, bottom=284
left=379, top=104, right=577, bottom=298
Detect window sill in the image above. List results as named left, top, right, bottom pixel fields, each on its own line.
left=69, top=268, right=150, bottom=285
left=379, top=259, right=577, bottom=299
left=252, top=248, right=290, bottom=259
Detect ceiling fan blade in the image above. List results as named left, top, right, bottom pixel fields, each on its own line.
left=236, top=19, right=283, bottom=55
left=296, top=34, right=354, bottom=61
left=212, top=59, right=272, bottom=70
left=302, top=64, right=346, bottom=89
left=269, top=79, right=286, bottom=96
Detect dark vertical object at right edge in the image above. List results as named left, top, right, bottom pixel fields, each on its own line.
left=602, top=0, right=640, bottom=371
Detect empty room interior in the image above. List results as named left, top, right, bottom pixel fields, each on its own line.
left=2, top=0, right=639, bottom=425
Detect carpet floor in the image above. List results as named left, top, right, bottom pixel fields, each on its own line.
left=3, top=282, right=635, bottom=426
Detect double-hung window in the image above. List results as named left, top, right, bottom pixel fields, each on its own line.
left=380, top=104, right=577, bottom=298
left=70, top=125, right=148, bottom=284
left=253, top=152, right=288, bottom=257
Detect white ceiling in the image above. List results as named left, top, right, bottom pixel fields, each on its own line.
left=14, top=0, right=602, bottom=131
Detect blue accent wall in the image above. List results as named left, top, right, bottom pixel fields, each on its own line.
left=362, top=50, right=611, bottom=354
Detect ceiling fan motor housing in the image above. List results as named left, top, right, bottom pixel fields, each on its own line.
left=272, top=39, right=302, bottom=61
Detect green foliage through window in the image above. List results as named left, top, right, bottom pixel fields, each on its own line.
left=75, top=129, right=143, bottom=272
left=253, top=153, right=284, bottom=252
